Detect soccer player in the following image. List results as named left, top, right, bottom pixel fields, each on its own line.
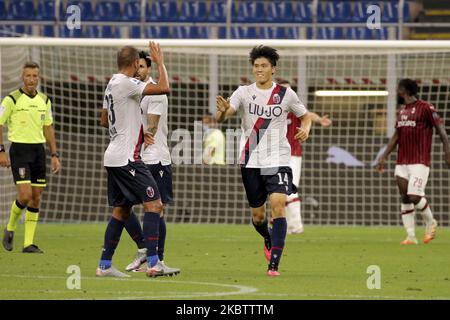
left=376, top=79, right=450, bottom=245
left=0, top=62, right=60, bottom=254
left=96, top=42, right=175, bottom=278
left=119, top=51, right=179, bottom=275
left=216, top=45, right=312, bottom=276
left=279, top=80, right=332, bottom=234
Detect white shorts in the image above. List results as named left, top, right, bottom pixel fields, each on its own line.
left=394, top=164, right=430, bottom=197
left=289, top=156, right=302, bottom=188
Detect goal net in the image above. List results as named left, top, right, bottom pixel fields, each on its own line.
left=1, top=39, right=449, bottom=226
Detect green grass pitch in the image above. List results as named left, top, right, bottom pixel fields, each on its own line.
left=0, top=223, right=449, bottom=300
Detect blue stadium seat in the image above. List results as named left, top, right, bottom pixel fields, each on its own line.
left=123, top=0, right=140, bottom=22
left=179, top=0, right=208, bottom=22
left=64, top=1, right=94, bottom=21
left=381, top=1, right=410, bottom=22
left=59, top=25, right=83, bottom=38
left=293, top=1, right=312, bottom=23
left=316, top=27, right=343, bottom=39
left=207, top=0, right=226, bottom=22
left=146, top=0, right=178, bottom=22
left=14, top=25, right=32, bottom=35
left=285, top=27, right=299, bottom=39
left=234, top=1, right=265, bottom=23
left=266, top=1, right=294, bottom=23
left=173, top=26, right=209, bottom=39
left=219, top=26, right=257, bottom=39
left=260, top=26, right=285, bottom=39
left=318, top=1, right=352, bottom=23
left=130, top=26, right=141, bottom=38
left=85, top=25, right=120, bottom=38
left=144, top=26, right=170, bottom=38
left=43, top=25, right=54, bottom=37
left=346, top=27, right=372, bottom=40
left=351, top=1, right=378, bottom=22
left=94, top=1, right=122, bottom=21
left=7, top=0, right=35, bottom=20
left=0, top=25, right=15, bottom=37
left=0, top=0, right=6, bottom=20
left=36, top=0, right=55, bottom=20
left=373, top=27, right=397, bottom=40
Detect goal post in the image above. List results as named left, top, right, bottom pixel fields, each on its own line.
left=1, top=38, right=449, bottom=226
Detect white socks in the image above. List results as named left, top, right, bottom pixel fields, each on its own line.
left=286, top=194, right=303, bottom=232
left=401, top=203, right=416, bottom=238
left=415, top=197, right=434, bottom=225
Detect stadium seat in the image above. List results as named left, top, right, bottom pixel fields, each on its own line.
left=316, top=27, right=344, bottom=39
left=266, top=1, right=294, bottom=23
left=85, top=25, right=120, bottom=38
left=36, top=0, right=55, bottom=20
left=0, top=25, right=14, bottom=37
left=130, top=26, right=141, bottom=38
left=7, top=0, right=35, bottom=20
left=207, top=0, right=226, bottom=22
left=318, top=1, right=352, bottom=23
left=146, top=0, right=178, bottom=22
left=234, top=1, right=265, bottom=23
left=123, top=0, right=141, bottom=22
left=346, top=27, right=372, bottom=40
left=219, top=26, right=257, bottom=39
left=59, top=25, right=83, bottom=38
left=351, top=1, right=377, bottom=22
left=173, top=26, right=209, bottom=39
left=293, top=1, right=312, bottom=23
left=381, top=1, right=411, bottom=22
left=373, top=27, right=397, bottom=40
left=43, top=25, right=54, bottom=37
left=64, top=1, right=94, bottom=21
left=0, top=0, right=5, bottom=20
left=94, top=1, right=122, bottom=21
left=144, top=26, right=170, bottom=38
left=179, top=0, right=208, bottom=22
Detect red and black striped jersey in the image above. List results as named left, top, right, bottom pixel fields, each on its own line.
left=395, top=99, right=443, bottom=166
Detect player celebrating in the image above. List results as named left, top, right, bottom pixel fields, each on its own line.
left=120, top=51, right=180, bottom=275
left=96, top=42, right=174, bottom=278
left=279, top=80, right=331, bottom=235
left=376, top=79, right=450, bottom=245
left=216, top=45, right=312, bottom=276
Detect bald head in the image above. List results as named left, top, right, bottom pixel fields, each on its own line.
left=117, top=46, right=139, bottom=70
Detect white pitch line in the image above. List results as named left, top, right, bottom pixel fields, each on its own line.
left=252, top=292, right=450, bottom=300
left=0, top=274, right=258, bottom=300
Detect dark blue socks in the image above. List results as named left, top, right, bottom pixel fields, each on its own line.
left=269, top=217, right=287, bottom=270
left=252, top=218, right=271, bottom=250
left=124, top=211, right=145, bottom=249
left=99, top=217, right=124, bottom=269
left=158, top=217, right=167, bottom=261
left=143, top=212, right=160, bottom=268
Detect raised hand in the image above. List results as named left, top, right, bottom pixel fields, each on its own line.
left=216, top=96, right=230, bottom=113
left=149, top=41, right=163, bottom=65
left=320, top=114, right=332, bottom=127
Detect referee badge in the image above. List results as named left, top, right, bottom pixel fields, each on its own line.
left=19, top=168, right=26, bottom=179
left=41, top=114, right=45, bottom=121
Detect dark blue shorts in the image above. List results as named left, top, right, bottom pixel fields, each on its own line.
left=106, top=161, right=161, bottom=207
left=240, top=166, right=297, bottom=208
left=147, top=163, right=174, bottom=205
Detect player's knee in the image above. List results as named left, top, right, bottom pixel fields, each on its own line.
left=272, top=204, right=286, bottom=218
left=408, top=195, right=422, bottom=205
left=144, top=200, right=163, bottom=213
left=17, top=191, right=32, bottom=206
left=251, top=207, right=265, bottom=222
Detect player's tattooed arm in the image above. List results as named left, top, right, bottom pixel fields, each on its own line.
left=435, top=123, right=450, bottom=168
left=376, top=130, right=399, bottom=173
left=215, top=96, right=235, bottom=123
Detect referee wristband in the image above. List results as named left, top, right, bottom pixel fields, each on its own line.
left=0, top=144, right=5, bottom=152
left=51, top=152, right=60, bottom=158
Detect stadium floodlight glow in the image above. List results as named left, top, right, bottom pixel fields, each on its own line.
left=314, top=90, right=389, bottom=97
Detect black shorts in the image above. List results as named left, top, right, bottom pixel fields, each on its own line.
left=9, top=143, right=47, bottom=187
left=240, top=166, right=297, bottom=208
left=147, top=162, right=174, bottom=205
left=106, top=161, right=161, bottom=207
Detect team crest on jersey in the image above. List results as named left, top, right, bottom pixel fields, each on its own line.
left=411, top=107, right=416, bottom=114
left=146, top=186, right=155, bottom=198
left=159, top=170, right=164, bottom=178
left=19, top=168, right=26, bottom=179
left=41, top=114, right=45, bottom=121
left=252, top=95, right=256, bottom=100
left=273, top=94, right=281, bottom=104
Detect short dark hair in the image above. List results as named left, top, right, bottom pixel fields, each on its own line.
left=249, top=45, right=279, bottom=67
left=117, top=46, right=139, bottom=69
left=139, top=51, right=152, bottom=68
left=278, top=80, right=290, bottom=86
left=398, top=78, right=418, bottom=96
left=23, top=61, right=40, bottom=70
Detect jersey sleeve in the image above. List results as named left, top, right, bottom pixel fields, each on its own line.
left=44, top=98, right=53, bottom=126
left=0, top=96, right=14, bottom=126
left=286, top=88, right=308, bottom=118
left=229, top=86, right=244, bottom=111
left=146, top=95, right=166, bottom=116
left=425, top=104, right=443, bottom=127
left=126, top=77, right=147, bottom=98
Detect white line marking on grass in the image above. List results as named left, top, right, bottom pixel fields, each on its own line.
left=252, top=292, right=450, bottom=300
left=0, top=274, right=258, bottom=300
